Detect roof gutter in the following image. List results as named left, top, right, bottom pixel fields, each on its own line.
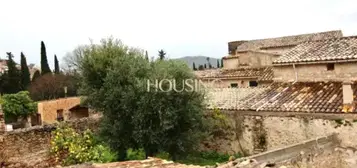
left=273, top=59, right=357, bottom=66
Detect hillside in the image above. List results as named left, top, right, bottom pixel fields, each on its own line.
left=175, top=56, right=221, bottom=69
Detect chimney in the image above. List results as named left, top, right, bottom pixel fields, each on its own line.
left=0, top=104, right=5, bottom=133
left=342, top=82, right=354, bottom=112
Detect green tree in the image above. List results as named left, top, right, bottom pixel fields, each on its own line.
left=54, top=54, right=60, bottom=74
left=204, top=64, right=207, bottom=69
left=216, top=60, right=220, bottom=68
left=158, top=49, right=166, bottom=60
left=145, top=51, right=149, bottom=61
left=192, top=62, right=196, bottom=71
left=3, top=52, right=21, bottom=94
left=0, top=91, right=37, bottom=124
left=41, top=41, right=52, bottom=75
left=32, top=70, right=41, bottom=82
left=198, top=65, right=204, bottom=70
left=79, top=37, right=205, bottom=161
left=20, top=52, right=31, bottom=90
left=221, top=59, right=224, bottom=68
left=206, top=57, right=212, bottom=69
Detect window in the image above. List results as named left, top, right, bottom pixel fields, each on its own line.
left=249, top=81, right=258, bottom=87
left=327, top=63, right=335, bottom=71
left=57, top=109, right=64, bottom=121
left=230, top=83, right=238, bottom=88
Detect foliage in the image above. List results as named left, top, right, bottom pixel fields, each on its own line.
left=54, top=55, right=60, bottom=74
left=216, top=60, right=220, bottom=68
left=62, top=45, right=88, bottom=74
left=221, top=59, right=223, bottom=68
left=158, top=49, right=166, bottom=60
left=32, top=70, right=41, bottom=82
left=50, top=125, right=117, bottom=166
left=0, top=91, right=37, bottom=120
left=198, top=65, right=204, bottom=70
left=41, top=41, right=52, bottom=75
left=20, top=52, right=31, bottom=90
left=28, top=73, right=79, bottom=101
left=79, top=37, right=206, bottom=161
left=126, top=148, right=146, bottom=160
left=145, top=51, right=149, bottom=61
left=204, top=64, right=207, bottom=69
left=193, top=62, right=196, bottom=70
left=1, top=52, right=21, bottom=94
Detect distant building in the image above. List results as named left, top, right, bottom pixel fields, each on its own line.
left=36, top=97, right=91, bottom=125
left=0, top=60, right=40, bottom=79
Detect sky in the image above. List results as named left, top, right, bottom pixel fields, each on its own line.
left=0, top=0, right=357, bottom=68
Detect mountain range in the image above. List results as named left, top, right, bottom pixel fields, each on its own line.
left=174, top=56, right=222, bottom=69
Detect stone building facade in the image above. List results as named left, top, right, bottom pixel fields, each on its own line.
left=196, top=30, right=345, bottom=88
left=37, top=97, right=90, bottom=125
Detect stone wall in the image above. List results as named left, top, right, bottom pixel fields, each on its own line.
left=223, top=57, right=239, bottom=69
left=204, top=111, right=357, bottom=156
left=0, top=117, right=100, bottom=167
left=274, top=62, right=357, bottom=82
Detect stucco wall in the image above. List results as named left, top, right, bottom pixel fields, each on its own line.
left=223, top=58, right=239, bottom=69
left=274, top=62, right=357, bottom=82
left=38, top=97, right=81, bottom=124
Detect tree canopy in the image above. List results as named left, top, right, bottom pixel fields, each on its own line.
left=20, top=52, right=31, bottom=90
left=0, top=91, right=37, bottom=120
left=41, top=41, right=52, bottom=75
left=79, top=37, right=205, bottom=161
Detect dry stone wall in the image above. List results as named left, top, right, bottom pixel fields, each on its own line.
left=204, top=111, right=357, bottom=156
left=0, top=117, right=100, bottom=167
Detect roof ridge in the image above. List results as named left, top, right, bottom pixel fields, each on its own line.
left=240, top=30, right=342, bottom=43
left=303, top=35, right=357, bottom=44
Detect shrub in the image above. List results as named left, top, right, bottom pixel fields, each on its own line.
left=50, top=125, right=117, bottom=166
left=126, top=148, right=146, bottom=160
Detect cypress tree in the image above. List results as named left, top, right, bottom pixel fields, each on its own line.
left=204, top=64, right=207, bottom=69
left=145, top=51, right=149, bottom=61
left=32, top=70, right=41, bottom=82
left=40, top=41, right=51, bottom=75
left=217, top=60, right=220, bottom=68
left=4, top=52, right=21, bottom=93
left=158, top=49, right=166, bottom=60
left=54, top=55, right=60, bottom=74
left=20, top=52, right=31, bottom=90
left=221, top=59, right=224, bottom=68
left=192, top=62, right=196, bottom=71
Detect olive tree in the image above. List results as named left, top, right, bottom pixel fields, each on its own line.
left=79, top=37, right=206, bottom=161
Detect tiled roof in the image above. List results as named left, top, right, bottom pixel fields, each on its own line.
left=194, top=67, right=273, bottom=79
left=206, top=82, right=357, bottom=113
left=64, top=158, right=204, bottom=168
left=257, top=67, right=274, bottom=82
left=236, top=30, right=342, bottom=52
left=273, top=36, right=357, bottom=64
left=205, top=87, right=269, bottom=110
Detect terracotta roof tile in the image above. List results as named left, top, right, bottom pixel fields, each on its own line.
left=273, top=36, right=357, bottom=64
left=195, top=67, right=272, bottom=80
left=236, top=30, right=342, bottom=52
left=206, top=82, right=357, bottom=113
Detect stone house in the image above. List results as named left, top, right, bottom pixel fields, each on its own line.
left=196, top=30, right=343, bottom=88
left=36, top=97, right=90, bottom=125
